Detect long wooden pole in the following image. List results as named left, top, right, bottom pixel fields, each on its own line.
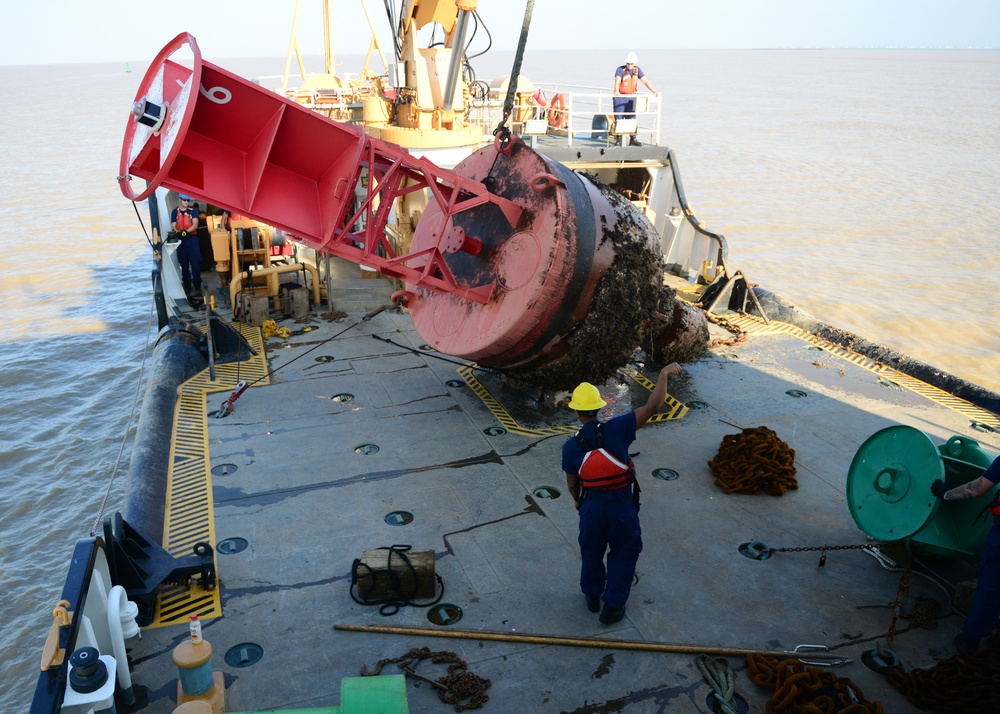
left=334, top=624, right=849, bottom=663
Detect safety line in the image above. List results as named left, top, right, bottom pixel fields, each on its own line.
left=722, top=313, right=1000, bottom=429
left=149, top=323, right=269, bottom=628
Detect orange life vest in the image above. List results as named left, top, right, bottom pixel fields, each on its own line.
left=174, top=210, right=194, bottom=232
left=618, top=68, right=638, bottom=95
left=575, top=423, right=635, bottom=491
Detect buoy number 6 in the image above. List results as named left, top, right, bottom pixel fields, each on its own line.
left=175, top=78, right=232, bottom=105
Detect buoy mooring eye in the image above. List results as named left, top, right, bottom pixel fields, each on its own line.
left=131, top=98, right=166, bottom=132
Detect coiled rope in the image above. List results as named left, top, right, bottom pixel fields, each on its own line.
left=350, top=544, right=444, bottom=616
left=696, top=654, right=739, bottom=714
left=708, top=426, right=798, bottom=496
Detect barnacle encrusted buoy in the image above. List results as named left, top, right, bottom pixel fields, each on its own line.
left=407, top=141, right=709, bottom=391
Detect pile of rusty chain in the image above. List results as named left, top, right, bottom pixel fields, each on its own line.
left=362, top=646, right=491, bottom=711
left=904, top=595, right=941, bottom=629
left=746, top=653, right=883, bottom=713
left=884, top=648, right=1000, bottom=713
left=708, top=426, right=798, bottom=496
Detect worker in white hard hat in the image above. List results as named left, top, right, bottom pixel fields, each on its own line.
left=613, top=51, right=659, bottom=146
left=562, top=362, right=683, bottom=624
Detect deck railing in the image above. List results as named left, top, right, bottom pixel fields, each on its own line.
left=468, top=83, right=662, bottom=147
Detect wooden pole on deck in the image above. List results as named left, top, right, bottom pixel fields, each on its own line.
left=334, top=624, right=848, bottom=663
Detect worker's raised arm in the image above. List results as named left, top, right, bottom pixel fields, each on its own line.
left=633, top=363, right=683, bottom=429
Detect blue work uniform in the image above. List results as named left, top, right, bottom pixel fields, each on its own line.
left=613, top=64, right=644, bottom=119
left=962, top=456, right=1000, bottom=639
left=170, top=206, right=202, bottom=292
left=562, top=412, right=643, bottom=609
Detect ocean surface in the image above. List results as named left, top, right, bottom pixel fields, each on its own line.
left=1, top=48, right=998, bottom=709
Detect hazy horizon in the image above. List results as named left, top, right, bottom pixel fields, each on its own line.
left=4, top=1, right=998, bottom=67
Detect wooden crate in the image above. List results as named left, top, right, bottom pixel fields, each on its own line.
left=356, top=548, right=436, bottom=601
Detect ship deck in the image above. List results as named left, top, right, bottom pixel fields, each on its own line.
left=127, top=285, right=1000, bottom=713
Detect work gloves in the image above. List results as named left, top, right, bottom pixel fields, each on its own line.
left=930, top=479, right=948, bottom=499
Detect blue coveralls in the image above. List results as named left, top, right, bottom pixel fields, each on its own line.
left=613, top=64, right=644, bottom=121
left=170, top=206, right=202, bottom=293
left=562, top=413, right=643, bottom=609
left=962, top=456, right=1000, bottom=639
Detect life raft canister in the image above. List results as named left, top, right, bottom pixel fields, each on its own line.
left=574, top=422, right=634, bottom=491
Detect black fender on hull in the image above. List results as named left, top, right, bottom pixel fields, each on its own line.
left=753, top=287, right=1000, bottom=418
left=123, top=326, right=207, bottom=543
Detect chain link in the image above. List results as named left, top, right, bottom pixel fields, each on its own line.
left=362, top=647, right=491, bottom=711
left=884, top=568, right=912, bottom=647
left=770, top=543, right=872, bottom=553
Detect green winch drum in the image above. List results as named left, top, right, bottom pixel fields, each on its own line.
left=846, top=425, right=998, bottom=563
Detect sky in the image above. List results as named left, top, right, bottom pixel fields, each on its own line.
left=3, top=0, right=999, bottom=66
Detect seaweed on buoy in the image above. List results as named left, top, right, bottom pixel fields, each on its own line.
left=501, top=180, right=707, bottom=391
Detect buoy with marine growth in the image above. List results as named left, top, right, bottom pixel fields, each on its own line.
left=119, top=33, right=707, bottom=391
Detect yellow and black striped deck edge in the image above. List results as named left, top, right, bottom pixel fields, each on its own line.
left=723, top=313, right=1000, bottom=429
left=149, top=323, right=270, bottom=628
left=457, top=365, right=688, bottom=438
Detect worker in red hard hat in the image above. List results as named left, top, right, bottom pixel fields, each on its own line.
left=562, top=362, right=683, bottom=624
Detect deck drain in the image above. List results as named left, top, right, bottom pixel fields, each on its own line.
left=738, top=541, right=772, bottom=560
left=652, top=468, right=679, bottom=481
left=805, top=345, right=824, bottom=351
left=419, top=344, right=433, bottom=351
left=384, top=511, right=414, bottom=526
left=315, top=355, right=335, bottom=363
left=217, top=537, right=249, bottom=555
left=355, top=444, right=380, bottom=455
left=427, top=604, right=463, bottom=626
left=971, top=421, right=995, bottom=433
left=483, top=426, right=507, bottom=436
left=446, top=380, right=464, bottom=388
left=224, top=642, right=264, bottom=668
left=331, top=393, right=354, bottom=402
left=685, top=400, right=708, bottom=410
left=532, top=486, right=561, bottom=500
left=785, top=389, right=808, bottom=398
left=706, top=692, right=749, bottom=714
left=207, top=409, right=229, bottom=419
left=211, top=463, right=238, bottom=477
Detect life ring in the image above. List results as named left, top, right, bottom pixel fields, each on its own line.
left=547, top=93, right=567, bottom=129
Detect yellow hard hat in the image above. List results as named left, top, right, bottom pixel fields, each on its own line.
left=568, top=382, right=607, bottom=411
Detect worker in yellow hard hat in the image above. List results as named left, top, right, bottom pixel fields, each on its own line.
left=562, top=362, right=683, bottom=624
